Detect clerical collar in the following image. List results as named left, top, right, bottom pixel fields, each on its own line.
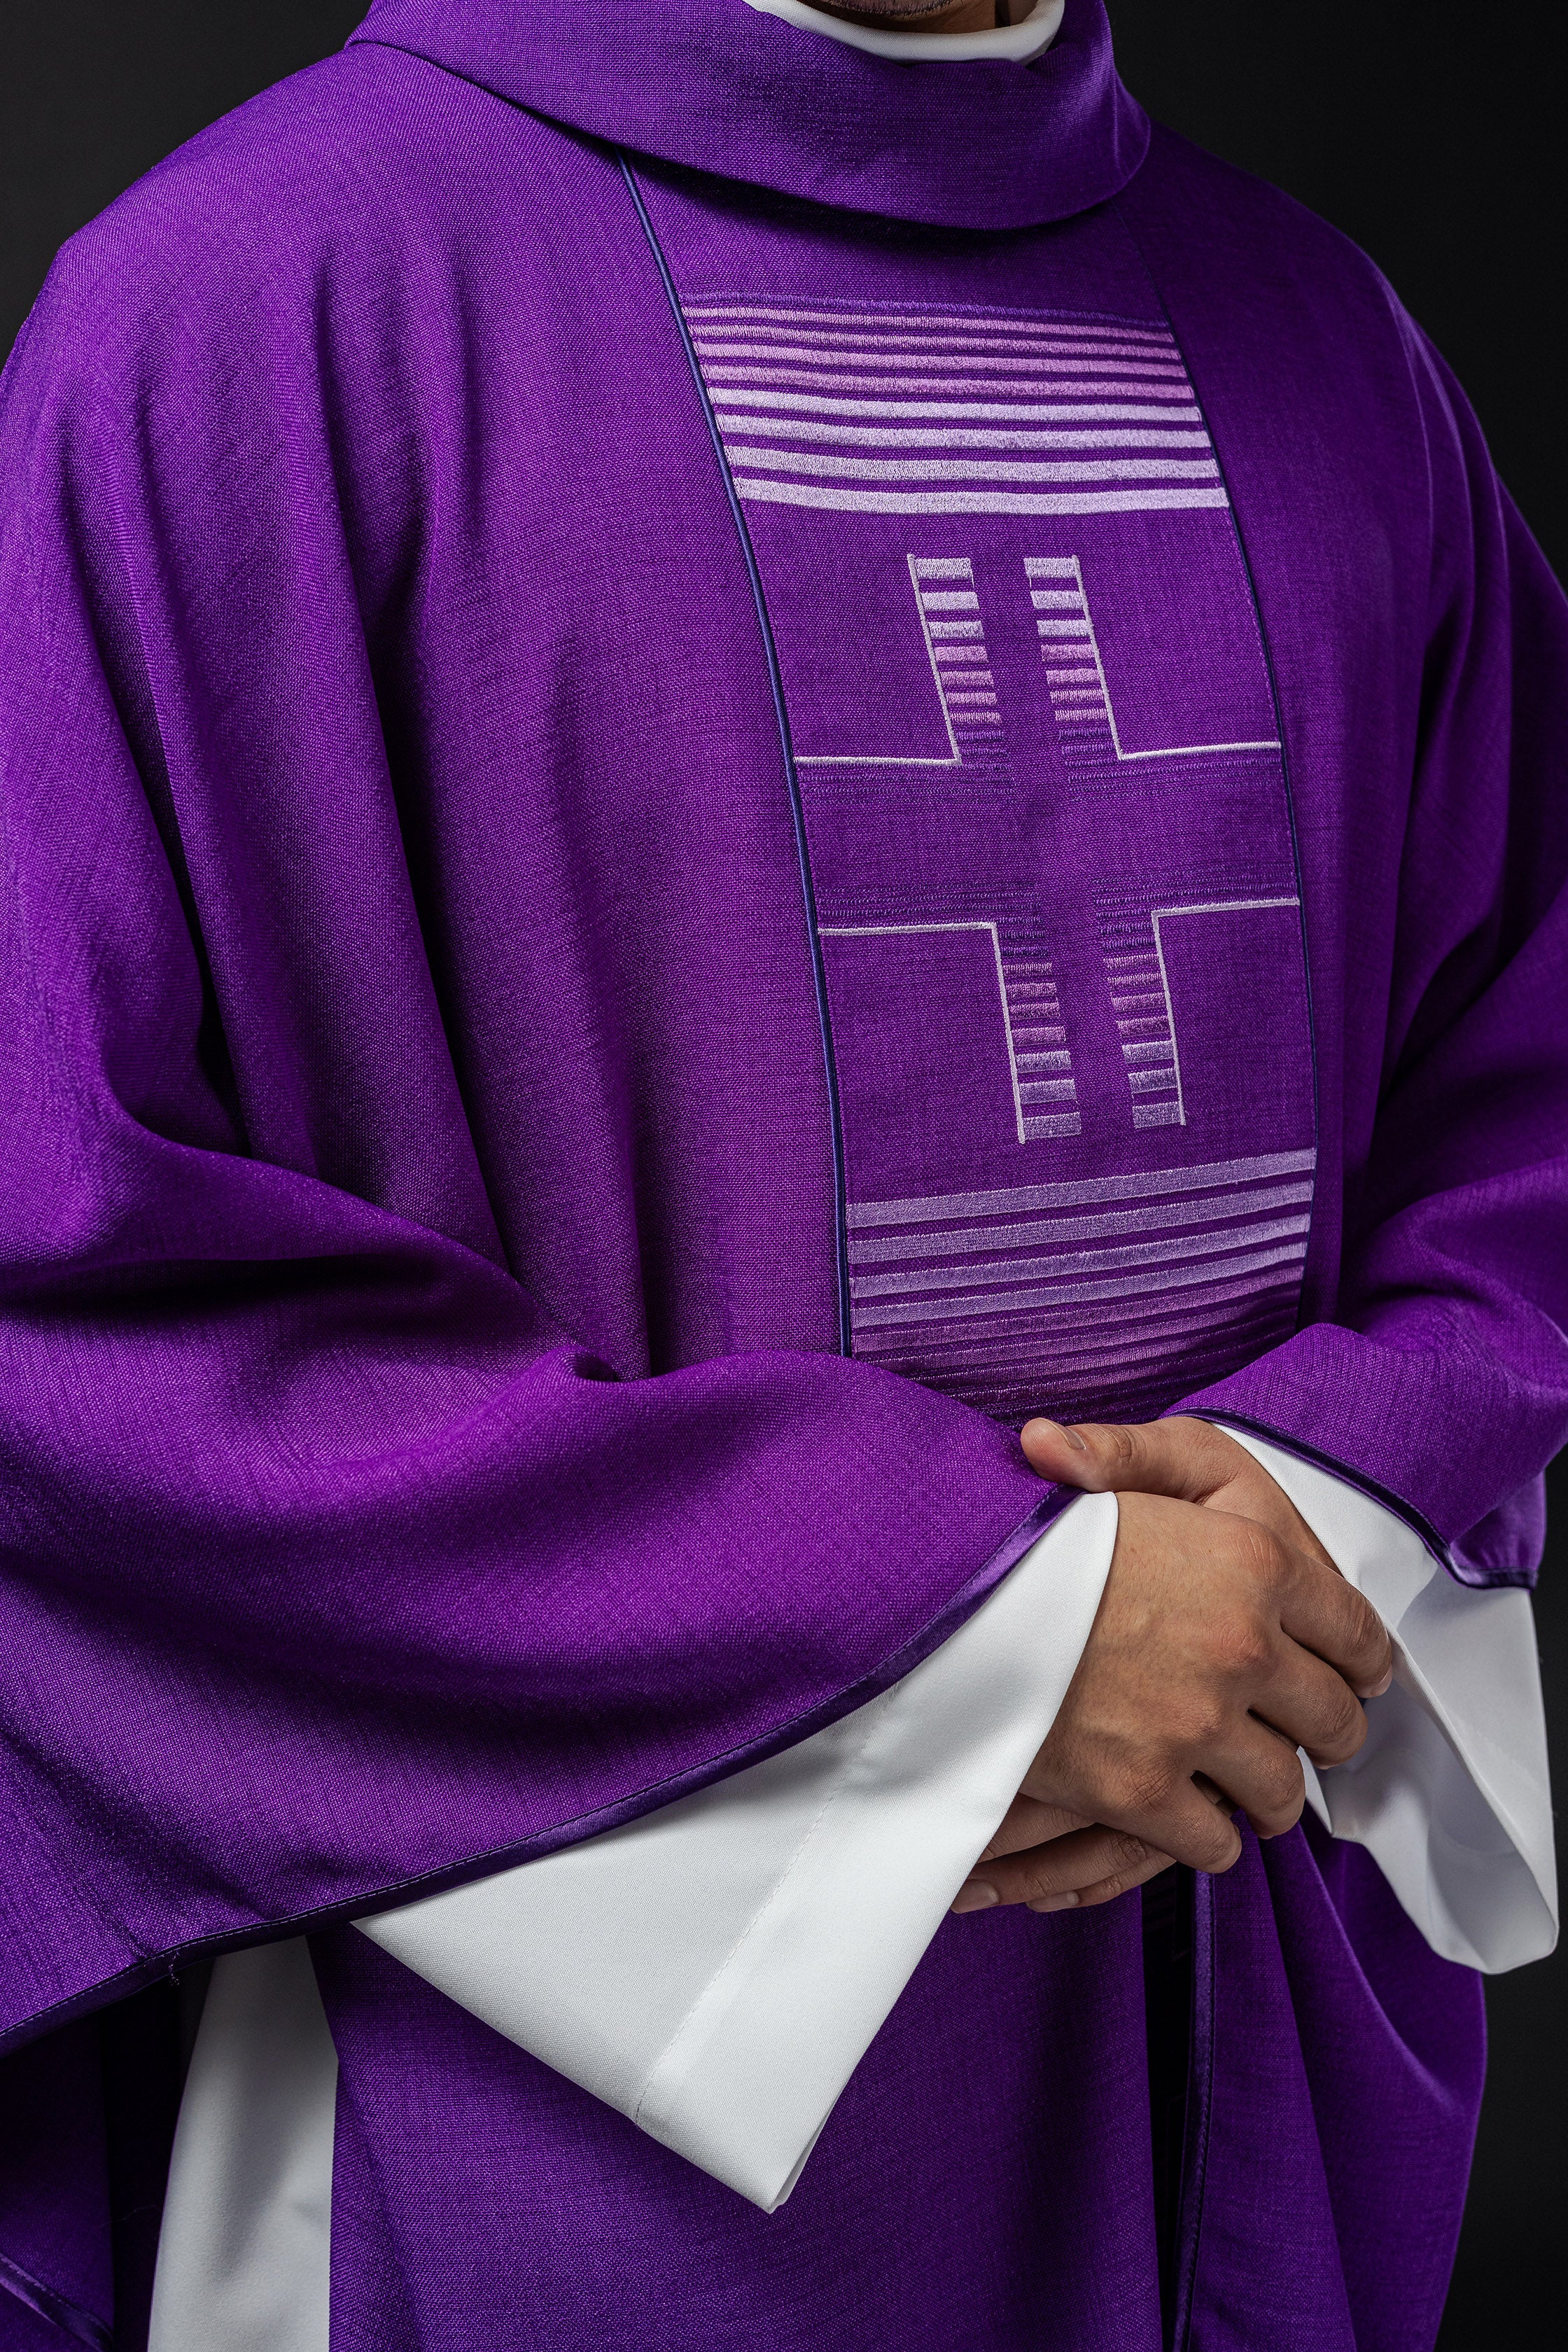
left=348, top=0, right=1147, bottom=231
left=740, top=0, right=1064, bottom=67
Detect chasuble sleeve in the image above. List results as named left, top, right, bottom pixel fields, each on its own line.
left=356, top=1497, right=1118, bottom=2211
left=1182, top=318, right=1568, bottom=1590
left=142, top=1466, right=1547, bottom=2260
left=0, top=261, right=1062, bottom=2052
left=1228, top=1438, right=1555, bottom=1974
left=351, top=1460, right=1550, bottom=2204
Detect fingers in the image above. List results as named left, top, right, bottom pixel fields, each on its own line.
left=953, top=1822, right=1175, bottom=1915
left=1276, top=1545, right=1394, bottom=1700
left=1021, top=1417, right=1343, bottom=1583
left=1021, top=1413, right=1242, bottom=1503
left=1195, top=1720, right=1307, bottom=1839
left=1091, top=1768, right=1245, bottom=1876
left=1009, top=1462, right=1395, bottom=1890
left=1248, top=1634, right=1371, bottom=1767
left=1023, top=1733, right=1245, bottom=1877
left=978, top=1792, right=1096, bottom=1863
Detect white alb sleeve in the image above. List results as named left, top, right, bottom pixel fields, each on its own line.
left=1219, top=1428, right=1558, bottom=1974
left=358, top=1490, right=1119, bottom=2211
left=148, top=1938, right=337, bottom=2352
left=147, top=1494, right=1114, bottom=2347
left=148, top=1434, right=1558, bottom=2349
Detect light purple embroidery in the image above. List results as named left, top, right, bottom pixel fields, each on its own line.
left=688, top=301, right=1227, bottom=518
left=685, top=292, right=1315, bottom=1425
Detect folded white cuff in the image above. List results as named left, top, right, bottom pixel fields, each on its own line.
left=146, top=1435, right=1558, bottom=2352
left=1219, top=1429, right=1558, bottom=1973
left=360, top=1491, right=1119, bottom=2209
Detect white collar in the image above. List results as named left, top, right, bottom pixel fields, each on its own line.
left=740, top=0, right=1065, bottom=68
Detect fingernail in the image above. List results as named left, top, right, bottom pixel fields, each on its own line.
left=951, top=1879, right=1000, bottom=1914
left=1358, top=1667, right=1394, bottom=1700
left=1031, top=1418, right=1087, bottom=1454
left=1026, top=1891, right=1081, bottom=1913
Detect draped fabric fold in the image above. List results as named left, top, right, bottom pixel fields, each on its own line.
left=1, top=2, right=1564, bottom=2344
left=0, top=74, right=1064, bottom=2048
left=1114, top=149, right=1568, bottom=1576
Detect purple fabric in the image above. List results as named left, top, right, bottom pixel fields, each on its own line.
left=1175, top=1824, right=1485, bottom=2352
left=1, top=2, right=1561, bottom=2344
left=315, top=1905, right=1162, bottom=2351
left=351, top=0, right=1150, bottom=231
left=0, top=35, right=1069, bottom=2047
left=0, top=2024, right=111, bottom=2351
left=1116, top=144, right=1568, bottom=1578
left=628, top=155, right=1320, bottom=1450
left=306, top=1827, right=1483, bottom=2352
left=0, top=1982, right=178, bottom=2352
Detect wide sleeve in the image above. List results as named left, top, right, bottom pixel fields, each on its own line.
left=141, top=1448, right=1550, bottom=2326
left=139, top=1503, right=1113, bottom=2352
left=0, top=278, right=1061, bottom=2052
left=358, top=1427, right=1553, bottom=2218
left=354, top=1493, right=1117, bottom=2211
left=1225, top=1435, right=1555, bottom=1974
left=358, top=1437, right=1553, bottom=2194
left=1183, top=318, right=1568, bottom=1586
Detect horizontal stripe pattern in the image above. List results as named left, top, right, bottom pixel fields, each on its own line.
left=848, top=1149, right=1315, bottom=1424
left=684, top=300, right=1226, bottom=518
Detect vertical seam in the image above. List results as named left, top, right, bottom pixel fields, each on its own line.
left=1170, top=1866, right=1217, bottom=2351
left=617, top=155, right=852, bottom=1353
left=1112, top=194, right=1322, bottom=1341
left=0, top=2255, right=113, bottom=2352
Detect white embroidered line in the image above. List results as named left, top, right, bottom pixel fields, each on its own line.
left=852, top=1241, right=1309, bottom=1329
left=1147, top=899, right=1302, bottom=1124
left=1027, top=557, right=1280, bottom=766
left=715, top=388, right=1201, bottom=422
left=864, top=1290, right=1298, bottom=1375
left=713, top=416, right=1213, bottom=450
left=796, top=555, right=1012, bottom=771
left=709, top=379, right=1194, bottom=409
left=736, top=481, right=1231, bottom=517
left=856, top=1274, right=1304, bottom=1359
left=722, top=448, right=1222, bottom=486
left=846, top=1149, right=1317, bottom=1227
left=849, top=1214, right=1312, bottom=1300
left=693, top=340, right=1189, bottom=378
left=694, top=326, right=1181, bottom=354
left=682, top=302, right=1177, bottom=340
left=846, top=1178, right=1316, bottom=1263
left=819, top=918, right=1031, bottom=1144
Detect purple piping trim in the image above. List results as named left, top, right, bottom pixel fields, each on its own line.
left=0, top=1483, right=1074, bottom=2054
left=617, top=151, right=855, bottom=1359
left=1186, top=1409, right=1536, bottom=1588
left=0, top=2256, right=112, bottom=2352
left=1170, top=1867, right=1215, bottom=2352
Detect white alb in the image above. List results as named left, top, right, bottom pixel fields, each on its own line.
left=150, top=1452, right=1554, bottom=2352
left=741, top=0, right=1065, bottom=67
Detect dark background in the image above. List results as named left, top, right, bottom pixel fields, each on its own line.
left=3, top=6, right=1563, bottom=2345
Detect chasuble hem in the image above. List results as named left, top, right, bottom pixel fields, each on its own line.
left=143, top=1462, right=1550, bottom=2347
left=0, top=1479, right=1075, bottom=2061
left=3, top=6, right=1564, bottom=2342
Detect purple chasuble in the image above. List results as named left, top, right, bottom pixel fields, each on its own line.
left=1, top=4, right=1564, bottom=2346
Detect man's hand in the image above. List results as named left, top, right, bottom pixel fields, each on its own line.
left=1022, top=1413, right=1338, bottom=1572
left=952, top=1789, right=1179, bottom=1915
left=952, top=1417, right=1393, bottom=1915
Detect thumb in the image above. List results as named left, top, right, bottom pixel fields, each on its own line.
left=1020, top=1413, right=1240, bottom=1502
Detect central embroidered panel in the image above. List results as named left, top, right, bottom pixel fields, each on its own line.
left=648, top=185, right=1317, bottom=1427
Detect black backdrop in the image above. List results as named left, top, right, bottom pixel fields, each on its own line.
left=3, top=8, right=1563, bottom=2346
